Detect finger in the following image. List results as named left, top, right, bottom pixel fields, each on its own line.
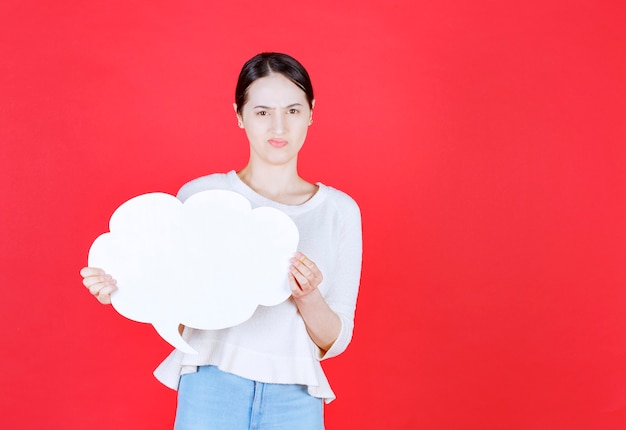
left=96, top=291, right=113, bottom=305
left=288, top=273, right=301, bottom=293
left=80, top=267, right=104, bottom=277
left=91, top=284, right=117, bottom=305
left=293, top=252, right=313, bottom=268
left=288, top=273, right=310, bottom=298
left=290, top=264, right=323, bottom=292
left=290, top=258, right=313, bottom=279
left=82, top=274, right=114, bottom=288
left=88, top=281, right=108, bottom=296
left=100, top=280, right=118, bottom=293
left=289, top=266, right=311, bottom=290
left=87, top=277, right=117, bottom=294
left=291, top=253, right=323, bottom=280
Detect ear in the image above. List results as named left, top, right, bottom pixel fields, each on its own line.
left=309, top=100, right=315, bottom=125
left=233, top=103, right=244, bottom=128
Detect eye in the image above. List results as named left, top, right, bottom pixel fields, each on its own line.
left=288, top=108, right=299, bottom=114
left=256, top=110, right=268, bottom=116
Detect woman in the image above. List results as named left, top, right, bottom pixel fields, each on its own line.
left=81, top=52, right=362, bottom=429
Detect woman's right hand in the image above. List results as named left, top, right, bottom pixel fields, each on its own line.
left=80, top=267, right=117, bottom=305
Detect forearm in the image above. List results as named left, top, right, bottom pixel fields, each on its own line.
left=293, top=289, right=341, bottom=353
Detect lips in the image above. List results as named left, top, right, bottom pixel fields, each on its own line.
left=268, top=138, right=287, bottom=148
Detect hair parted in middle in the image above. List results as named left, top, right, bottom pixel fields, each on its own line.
left=235, top=52, right=314, bottom=114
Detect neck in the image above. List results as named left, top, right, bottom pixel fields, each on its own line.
left=237, top=161, right=302, bottom=200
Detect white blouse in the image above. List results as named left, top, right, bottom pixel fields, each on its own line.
left=153, top=171, right=362, bottom=403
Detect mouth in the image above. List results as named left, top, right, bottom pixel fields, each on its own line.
left=268, top=138, right=288, bottom=148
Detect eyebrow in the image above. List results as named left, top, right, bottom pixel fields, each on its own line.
left=252, top=103, right=304, bottom=109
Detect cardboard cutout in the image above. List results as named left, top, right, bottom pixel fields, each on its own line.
left=88, top=190, right=299, bottom=354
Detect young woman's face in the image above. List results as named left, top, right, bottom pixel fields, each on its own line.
left=236, top=73, right=313, bottom=168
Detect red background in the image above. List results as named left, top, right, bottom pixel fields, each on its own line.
left=1, top=1, right=625, bottom=429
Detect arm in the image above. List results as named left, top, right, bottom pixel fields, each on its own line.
left=289, top=253, right=341, bottom=352
left=289, top=193, right=363, bottom=356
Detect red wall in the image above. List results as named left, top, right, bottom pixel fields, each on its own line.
left=2, top=1, right=625, bottom=429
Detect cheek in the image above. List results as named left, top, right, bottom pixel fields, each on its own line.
left=299, top=123, right=310, bottom=137
left=244, top=121, right=265, bottom=139
left=293, top=117, right=311, bottom=134
left=243, top=128, right=261, bottom=146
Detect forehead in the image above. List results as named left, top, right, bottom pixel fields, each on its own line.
left=245, top=73, right=308, bottom=107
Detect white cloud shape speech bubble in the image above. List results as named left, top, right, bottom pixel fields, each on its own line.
left=87, top=190, right=299, bottom=354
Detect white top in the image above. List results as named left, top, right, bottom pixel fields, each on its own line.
left=153, top=171, right=362, bottom=403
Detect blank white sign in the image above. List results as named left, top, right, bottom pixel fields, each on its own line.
left=88, top=190, right=299, bottom=354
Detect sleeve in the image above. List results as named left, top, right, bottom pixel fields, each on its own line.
left=176, top=179, right=204, bottom=202
left=318, top=194, right=363, bottom=360
left=175, top=173, right=229, bottom=202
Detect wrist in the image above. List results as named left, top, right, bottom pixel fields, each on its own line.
left=292, top=287, right=322, bottom=306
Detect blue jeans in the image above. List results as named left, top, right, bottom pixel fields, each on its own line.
left=174, top=366, right=324, bottom=430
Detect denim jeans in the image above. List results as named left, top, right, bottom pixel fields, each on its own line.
left=174, top=365, right=324, bottom=430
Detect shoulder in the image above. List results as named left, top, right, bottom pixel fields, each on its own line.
left=323, top=185, right=361, bottom=218
left=176, top=172, right=232, bottom=202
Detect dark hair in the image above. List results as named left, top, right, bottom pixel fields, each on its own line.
left=235, top=52, right=314, bottom=114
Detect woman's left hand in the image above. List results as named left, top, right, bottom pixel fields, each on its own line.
left=289, top=252, right=323, bottom=298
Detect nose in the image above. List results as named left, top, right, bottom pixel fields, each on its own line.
left=270, top=112, right=286, bottom=135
